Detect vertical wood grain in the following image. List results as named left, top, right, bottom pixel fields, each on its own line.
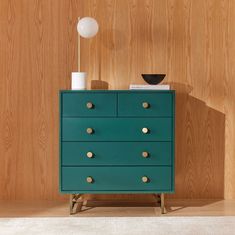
left=0, top=0, right=234, bottom=200
left=224, top=0, right=235, bottom=199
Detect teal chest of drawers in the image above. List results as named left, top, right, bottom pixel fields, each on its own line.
left=59, top=90, right=175, bottom=214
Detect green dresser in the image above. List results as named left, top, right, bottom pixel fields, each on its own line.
left=59, top=90, right=175, bottom=214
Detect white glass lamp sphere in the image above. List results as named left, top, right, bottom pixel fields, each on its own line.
left=77, top=17, right=99, bottom=38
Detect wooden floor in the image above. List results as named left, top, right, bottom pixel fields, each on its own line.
left=1, top=199, right=235, bottom=217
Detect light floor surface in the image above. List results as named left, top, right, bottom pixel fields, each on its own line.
left=1, top=217, right=235, bottom=235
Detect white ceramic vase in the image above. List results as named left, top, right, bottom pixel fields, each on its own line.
left=71, top=72, right=87, bottom=90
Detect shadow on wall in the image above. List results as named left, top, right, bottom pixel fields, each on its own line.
left=91, top=80, right=109, bottom=90
left=89, top=30, right=110, bottom=90
left=169, top=82, right=225, bottom=199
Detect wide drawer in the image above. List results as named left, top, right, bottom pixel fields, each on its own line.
left=61, top=92, right=117, bottom=117
left=62, top=118, right=172, bottom=141
left=62, top=142, right=172, bottom=166
left=61, top=166, right=172, bottom=191
left=118, top=92, right=173, bottom=117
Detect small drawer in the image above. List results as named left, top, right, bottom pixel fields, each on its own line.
left=61, top=166, right=172, bottom=191
left=62, top=142, right=172, bottom=166
left=61, top=92, right=117, bottom=117
left=62, top=118, right=172, bottom=141
left=118, top=92, right=173, bottom=117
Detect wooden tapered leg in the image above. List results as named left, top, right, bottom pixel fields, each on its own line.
left=69, top=194, right=83, bottom=215
left=160, top=193, right=166, bottom=214
left=69, top=194, right=75, bottom=215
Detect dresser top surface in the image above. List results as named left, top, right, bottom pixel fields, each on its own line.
left=60, top=90, right=175, bottom=94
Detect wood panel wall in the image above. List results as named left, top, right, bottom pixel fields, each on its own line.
left=0, top=0, right=235, bottom=200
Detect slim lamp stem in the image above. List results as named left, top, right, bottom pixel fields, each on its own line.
left=78, top=17, right=80, bottom=72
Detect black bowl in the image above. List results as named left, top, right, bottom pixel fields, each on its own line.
left=141, top=74, right=166, bottom=85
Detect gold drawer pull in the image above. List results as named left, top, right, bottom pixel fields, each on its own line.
left=142, top=176, right=149, bottom=183
left=86, top=176, right=93, bottom=183
left=86, top=102, right=94, bottom=109
left=142, top=102, right=150, bottom=109
left=86, top=152, right=94, bottom=158
left=86, top=128, right=94, bottom=134
left=142, top=127, right=149, bottom=134
left=142, top=151, right=149, bottom=158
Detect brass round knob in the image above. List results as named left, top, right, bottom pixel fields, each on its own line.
left=86, top=102, right=94, bottom=109
left=86, top=128, right=93, bottom=134
left=142, top=176, right=149, bottom=183
left=86, top=152, right=94, bottom=158
left=142, top=151, right=149, bottom=158
left=142, top=127, right=149, bottom=134
left=86, top=176, right=93, bottom=183
left=142, top=102, right=150, bottom=109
